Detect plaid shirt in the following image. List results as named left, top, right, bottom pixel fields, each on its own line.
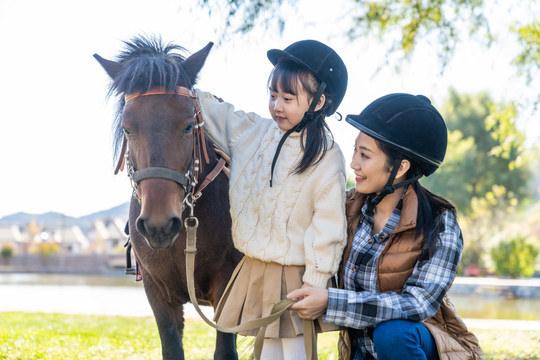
left=324, top=194, right=463, bottom=359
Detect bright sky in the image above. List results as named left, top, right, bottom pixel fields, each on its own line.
left=0, top=0, right=537, bottom=218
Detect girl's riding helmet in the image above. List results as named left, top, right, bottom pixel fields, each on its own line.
left=267, top=40, right=348, bottom=115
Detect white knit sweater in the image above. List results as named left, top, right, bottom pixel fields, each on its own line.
left=196, top=90, right=347, bottom=289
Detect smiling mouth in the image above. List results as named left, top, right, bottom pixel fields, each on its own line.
left=356, top=176, right=366, bottom=182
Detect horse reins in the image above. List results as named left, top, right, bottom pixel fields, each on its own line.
left=117, top=86, right=317, bottom=360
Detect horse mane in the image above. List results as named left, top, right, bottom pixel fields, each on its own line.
left=108, top=34, right=197, bottom=164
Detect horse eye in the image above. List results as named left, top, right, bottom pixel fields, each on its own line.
left=123, top=128, right=133, bottom=137
left=184, top=123, right=194, bottom=134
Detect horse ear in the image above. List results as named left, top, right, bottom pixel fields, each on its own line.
left=93, top=53, right=123, bottom=80
left=182, top=42, right=214, bottom=86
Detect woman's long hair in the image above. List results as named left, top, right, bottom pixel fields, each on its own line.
left=378, top=142, right=457, bottom=257
left=268, top=60, right=334, bottom=174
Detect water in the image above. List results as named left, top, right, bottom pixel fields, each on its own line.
left=0, top=273, right=213, bottom=319
left=0, top=273, right=539, bottom=321
left=448, top=294, right=540, bottom=321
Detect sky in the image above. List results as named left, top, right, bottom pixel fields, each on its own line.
left=0, top=0, right=538, bottom=218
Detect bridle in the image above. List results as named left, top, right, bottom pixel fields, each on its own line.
left=114, top=86, right=225, bottom=216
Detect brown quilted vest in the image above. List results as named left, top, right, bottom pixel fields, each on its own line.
left=338, top=188, right=483, bottom=360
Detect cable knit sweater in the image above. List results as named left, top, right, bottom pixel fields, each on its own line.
left=196, top=90, right=347, bottom=289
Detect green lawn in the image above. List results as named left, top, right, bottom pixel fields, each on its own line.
left=0, top=312, right=538, bottom=359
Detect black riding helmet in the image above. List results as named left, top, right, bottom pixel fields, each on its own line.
left=267, top=40, right=348, bottom=187
left=347, top=93, right=447, bottom=176
left=346, top=93, right=448, bottom=213
left=267, top=39, right=348, bottom=115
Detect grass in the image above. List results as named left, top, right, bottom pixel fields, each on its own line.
left=0, top=312, right=538, bottom=359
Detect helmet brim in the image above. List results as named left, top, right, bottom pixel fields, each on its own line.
left=267, top=49, right=316, bottom=74
left=346, top=115, right=442, bottom=170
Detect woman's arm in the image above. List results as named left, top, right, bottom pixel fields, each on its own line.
left=325, top=210, right=462, bottom=329
left=293, top=211, right=462, bottom=328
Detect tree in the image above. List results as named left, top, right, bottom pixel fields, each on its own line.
left=418, top=90, right=535, bottom=275
left=421, top=89, right=533, bottom=213
left=197, top=0, right=540, bottom=96
left=491, top=235, right=539, bottom=278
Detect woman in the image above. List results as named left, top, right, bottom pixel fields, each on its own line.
left=288, top=93, right=483, bottom=359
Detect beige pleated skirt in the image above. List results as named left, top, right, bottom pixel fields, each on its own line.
left=213, top=256, right=339, bottom=339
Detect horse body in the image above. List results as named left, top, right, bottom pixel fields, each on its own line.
left=95, top=36, right=242, bottom=360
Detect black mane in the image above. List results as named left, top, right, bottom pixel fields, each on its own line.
left=109, top=35, right=193, bottom=163
left=112, top=35, right=190, bottom=95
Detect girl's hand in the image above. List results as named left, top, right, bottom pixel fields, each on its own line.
left=287, top=287, right=329, bottom=320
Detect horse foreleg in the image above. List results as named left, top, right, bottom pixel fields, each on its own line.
left=214, top=331, right=238, bottom=360
left=143, top=277, right=185, bottom=360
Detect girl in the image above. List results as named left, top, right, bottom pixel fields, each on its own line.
left=196, top=40, right=348, bottom=359
left=288, top=93, right=483, bottom=359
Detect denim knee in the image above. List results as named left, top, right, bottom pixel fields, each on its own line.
left=373, top=320, right=438, bottom=360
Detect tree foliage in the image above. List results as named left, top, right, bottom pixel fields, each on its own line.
left=490, top=235, right=539, bottom=278
left=197, top=0, right=539, bottom=82
left=345, top=0, right=491, bottom=69
left=420, top=90, right=535, bottom=275
left=512, top=21, right=540, bottom=85
left=421, top=89, right=532, bottom=213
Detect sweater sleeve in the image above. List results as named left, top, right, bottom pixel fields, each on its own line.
left=302, top=148, right=347, bottom=289
left=195, top=90, right=267, bottom=157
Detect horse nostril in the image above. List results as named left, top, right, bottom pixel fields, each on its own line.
left=169, top=216, right=182, bottom=236
left=136, top=217, right=152, bottom=239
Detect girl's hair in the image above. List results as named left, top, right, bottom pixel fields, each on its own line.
left=268, top=60, right=334, bottom=174
left=377, top=141, right=457, bottom=257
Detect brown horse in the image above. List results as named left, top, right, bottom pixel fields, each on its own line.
left=94, top=35, right=242, bottom=360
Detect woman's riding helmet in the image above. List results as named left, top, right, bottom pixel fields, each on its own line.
left=346, top=93, right=447, bottom=176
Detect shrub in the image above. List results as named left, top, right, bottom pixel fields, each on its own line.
left=33, top=242, right=60, bottom=257
left=490, top=235, right=539, bottom=278
left=1, top=244, right=14, bottom=259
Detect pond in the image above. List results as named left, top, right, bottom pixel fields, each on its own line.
left=0, top=273, right=538, bottom=321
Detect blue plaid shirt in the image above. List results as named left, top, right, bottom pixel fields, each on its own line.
left=324, top=194, right=463, bottom=359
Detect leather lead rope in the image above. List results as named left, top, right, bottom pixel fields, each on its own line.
left=184, top=219, right=317, bottom=360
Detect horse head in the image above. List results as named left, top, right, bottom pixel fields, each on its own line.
left=94, top=36, right=213, bottom=250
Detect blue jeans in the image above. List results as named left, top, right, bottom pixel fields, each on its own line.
left=373, top=320, right=439, bottom=360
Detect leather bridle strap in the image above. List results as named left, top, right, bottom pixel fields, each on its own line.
left=193, top=158, right=226, bottom=199
left=114, top=135, right=128, bottom=175
left=118, top=86, right=210, bottom=192
left=132, top=167, right=190, bottom=188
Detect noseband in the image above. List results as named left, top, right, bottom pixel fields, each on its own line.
left=115, top=86, right=222, bottom=208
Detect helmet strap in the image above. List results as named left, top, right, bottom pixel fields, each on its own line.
left=294, top=82, right=327, bottom=132
left=365, top=156, right=422, bottom=216
left=269, top=82, right=326, bottom=187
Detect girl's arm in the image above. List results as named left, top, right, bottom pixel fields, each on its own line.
left=196, top=90, right=268, bottom=156
left=301, top=148, right=348, bottom=289
left=322, top=210, right=462, bottom=328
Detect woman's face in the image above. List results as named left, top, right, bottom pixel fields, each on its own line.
left=350, top=132, right=391, bottom=194
left=268, top=79, right=312, bottom=131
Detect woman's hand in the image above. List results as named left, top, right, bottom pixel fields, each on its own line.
left=287, top=286, right=329, bottom=320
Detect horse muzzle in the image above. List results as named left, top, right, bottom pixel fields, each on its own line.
left=135, top=178, right=184, bottom=250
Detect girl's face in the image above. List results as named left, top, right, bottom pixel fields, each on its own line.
left=350, top=132, right=392, bottom=194
left=268, top=79, right=312, bottom=131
